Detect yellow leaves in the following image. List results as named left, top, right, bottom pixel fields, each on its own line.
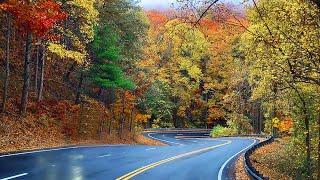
left=178, top=58, right=202, bottom=82
left=135, top=113, right=151, bottom=123
left=66, top=0, right=99, bottom=42
left=47, top=43, right=85, bottom=64
left=151, top=19, right=210, bottom=105
left=188, top=65, right=202, bottom=82
left=177, top=106, right=186, bottom=117
left=272, top=117, right=280, bottom=128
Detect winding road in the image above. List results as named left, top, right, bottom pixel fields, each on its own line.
left=0, top=130, right=256, bottom=180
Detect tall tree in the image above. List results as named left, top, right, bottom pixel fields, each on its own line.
left=1, top=12, right=11, bottom=113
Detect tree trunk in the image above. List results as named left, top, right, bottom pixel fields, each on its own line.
left=318, top=113, right=320, bottom=180
left=108, top=107, right=113, bottom=135
left=129, top=109, right=135, bottom=132
left=75, top=72, right=84, bottom=104
left=304, top=108, right=311, bottom=178
left=77, top=101, right=84, bottom=140
left=64, top=62, right=77, bottom=83
left=119, top=91, right=125, bottom=138
left=99, top=117, right=104, bottom=141
left=34, top=46, right=39, bottom=96
left=21, top=32, right=32, bottom=115
left=37, top=45, right=46, bottom=102
left=97, top=87, right=102, bottom=99
left=2, top=13, right=11, bottom=114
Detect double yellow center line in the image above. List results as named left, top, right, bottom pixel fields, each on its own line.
left=116, top=140, right=232, bottom=180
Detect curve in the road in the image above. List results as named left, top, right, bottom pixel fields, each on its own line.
left=116, top=137, right=231, bottom=180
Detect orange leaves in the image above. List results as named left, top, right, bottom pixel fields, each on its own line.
left=29, top=99, right=79, bottom=121
left=199, top=18, right=218, bottom=36
left=135, top=113, right=151, bottom=123
left=124, top=91, right=135, bottom=102
left=278, top=117, right=293, bottom=133
left=146, top=10, right=168, bottom=29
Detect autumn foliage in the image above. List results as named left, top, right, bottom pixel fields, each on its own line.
left=0, top=0, right=67, bottom=38
left=0, top=1, right=319, bottom=178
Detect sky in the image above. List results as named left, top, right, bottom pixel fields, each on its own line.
left=139, top=0, right=175, bottom=9
left=139, top=0, right=244, bottom=9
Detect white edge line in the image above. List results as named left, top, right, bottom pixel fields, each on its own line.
left=147, top=133, right=183, bottom=145
left=98, top=154, right=111, bottom=158
left=0, top=144, right=127, bottom=158
left=0, top=173, right=28, bottom=180
left=217, top=139, right=257, bottom=180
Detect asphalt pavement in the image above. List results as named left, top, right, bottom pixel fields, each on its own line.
left=0, top=130, right=256, bottom=180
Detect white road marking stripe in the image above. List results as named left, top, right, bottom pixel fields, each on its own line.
left=217, top=139, right=257, bottom=180
left=0, top=145, right=126, bottom=158
left=98, top=154, right=111, bottom=158
left=145, top=148, right=156, bottom=151
left=0, top=173, right=28, bottom=180
left=147, top=133, right=183, bottom=145
left=177, top=134, right=183, bottom=135
left=192, top=141, right=198, bottom=143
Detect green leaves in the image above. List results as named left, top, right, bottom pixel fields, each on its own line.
left=88, top=25, right=135, bottom=90
left=89, top=64, right=134, bottom=90
left=92, top=26, right=121, bottom=62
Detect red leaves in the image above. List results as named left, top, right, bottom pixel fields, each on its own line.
left=1, top=0, right=67, bottom=38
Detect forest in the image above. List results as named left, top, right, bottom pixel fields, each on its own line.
left=0, top=0, right=319, bottom=179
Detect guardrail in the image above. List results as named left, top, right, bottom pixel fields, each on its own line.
left=244, top=136, right=274, bottom=180
left=143, top=128, right=211, bottom=133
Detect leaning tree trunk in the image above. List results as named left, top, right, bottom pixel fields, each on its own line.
left=21, top=32, right=32, bottom=115
left=2, top=13, right=11, bottom=114
left=37, top=45, right=46, bottom=102
left=298, top=93, right=311, bottom=178
left=290, top=83, right=312, bottom=178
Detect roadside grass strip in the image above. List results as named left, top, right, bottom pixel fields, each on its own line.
left=116, top=140, right=231, bottom=180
